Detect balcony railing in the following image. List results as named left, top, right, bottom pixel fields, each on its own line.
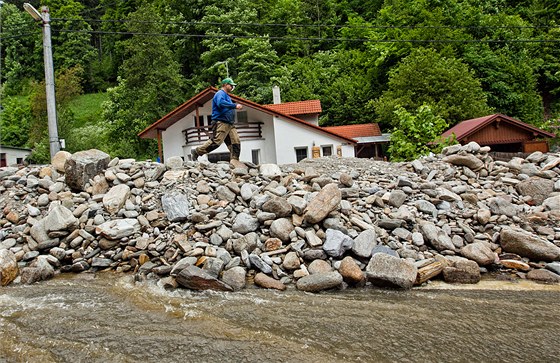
left=183, top=122, right=264, bottom=145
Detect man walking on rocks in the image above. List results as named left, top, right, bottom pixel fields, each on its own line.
left=191, top=78, right=246, bottom=169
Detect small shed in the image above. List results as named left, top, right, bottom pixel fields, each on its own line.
left=442, top=114, right=555, bottom=153
left=322, top=123, right=390, bottom=159
left=0, top=145, right=32, bottom=167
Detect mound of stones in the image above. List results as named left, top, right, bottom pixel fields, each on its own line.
left=1, top=143, right=560, bottom=292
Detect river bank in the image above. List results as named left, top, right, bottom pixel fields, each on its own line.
left=1, top=272, right=560, bottom=363
left=1, top=143, right=560, bottom=292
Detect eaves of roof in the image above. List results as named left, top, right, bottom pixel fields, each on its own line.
left=442, top=113, right=556, bottom=141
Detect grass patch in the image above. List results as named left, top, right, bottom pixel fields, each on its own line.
left=67, top=92, right=108, bottom=128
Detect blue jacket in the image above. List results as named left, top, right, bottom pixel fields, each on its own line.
left=211, top=89, right=237, bottom=124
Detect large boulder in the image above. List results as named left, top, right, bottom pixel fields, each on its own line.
left=366, top=253, right=417, bottom=289
left=51, top=150, right=72, bottom=173
left=176, top=265, right=233, bottom=291
left=352, top=229, right=377, bottom=258
left=20, top=256, right=55, bottom=284
left=500, top=228, right=560, bottom=262
left=443, top=153, right=484, bottom=171
left=296, top=271, right=343, bottom=292
left=65, top=149, right=110, bottom=191
left=0, top=249, right=19, bottom=286
left=304, top=183, right=341, bottom=224
left=460, top=242, right=496, bottom=266
left=516, top=177, right=554, bottom=205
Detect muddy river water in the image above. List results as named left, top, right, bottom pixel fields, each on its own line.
left=1, top=274, right=559, bottom=362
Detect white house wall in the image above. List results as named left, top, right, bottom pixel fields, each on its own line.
left=160, top=99, right=354, bottom=165
left=0, top=146, right=32, bottom=165
left=273, top=116, right=355, bottom=164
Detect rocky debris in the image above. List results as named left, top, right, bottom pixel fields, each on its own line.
left=1, top=143, right=560, bottom=293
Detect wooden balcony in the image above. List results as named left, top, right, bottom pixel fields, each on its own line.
left=183, top=122, right=264, bottom=145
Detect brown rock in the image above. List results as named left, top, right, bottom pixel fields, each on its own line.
left=339, top=256, right=365, bottom=285
left=263, top=238, right=283, bottom=252
left=443, top=259, right=480, bottom=284
left=6, top=211, right=19, bottom=224
left=0, top=250, right=19, bottom=286
left=304, top=183, right=342, bottom=224
left=139, top=254, right=150, bottom=265
left=527, top=269, right=560, bottom=283
left=308, top=259, right=332, bottom=274
left=254, top=272, right=286, bottom=290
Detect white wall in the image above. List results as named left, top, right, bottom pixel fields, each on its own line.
left=0, top=146, right=32, bottom=165
left=273, top=116, right=355, bottom=164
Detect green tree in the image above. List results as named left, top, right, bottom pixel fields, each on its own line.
left=0, top=97, right=32, bottom=147
left=388, top=104, right=456, bottom=161
left=103, top=2, right=185, bottom=159
left=1, top=3, right=39, bottom=94
left=373, top=48, right=490, bottom=127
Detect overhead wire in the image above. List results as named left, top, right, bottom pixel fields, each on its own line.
left=51, top=17, right=560, bottom=30
left=49, top=28, right=560, bottom=43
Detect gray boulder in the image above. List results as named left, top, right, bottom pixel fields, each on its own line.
left=352, top=229, right=377, bottom=258
left=103, top=184, right=131, bottom=215
left=366, top=253, right=417, bottom=289
left=176, top=265, right=233, bottom=291
left=65, top=149, right=110, bottom=191
left=232, top=212, right=259, bottom=234
left=516, top=177, right=554, bottom=205
left=500, top=227, right=560, bottom=262
left=161, top=192, right=190, bottom=222
left=460, top=242, right=496, bottom=266
left=296, top=271, right=343, bottom=292
left=443, top=153, right=484, bottom=171
left=443, top=258, right=480, bottom=284
left=323, top=228, right=353, bottom=258
left=221, top=266, right=247, bottom=291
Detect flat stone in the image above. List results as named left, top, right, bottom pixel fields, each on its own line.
left=176, top=265, right=233, bottom=291
left=304, top=183, right=341, bottom=224
left=296, top=271, right=343, bottom=292
left=103, top=184, right=131, bottom=215
left=161, top=192, right=190, bottom=222
left=254, top=272, right=286, bottom=290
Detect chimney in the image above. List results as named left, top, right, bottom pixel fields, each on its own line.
left=272, top=85, right=281, bottom=104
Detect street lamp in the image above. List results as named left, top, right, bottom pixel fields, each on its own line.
left=23, top=3, right=60, bottom=159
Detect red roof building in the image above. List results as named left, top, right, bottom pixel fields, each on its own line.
left=323, top=123, right=389, bottom=159
left=442, top=114, right=555, bottom=153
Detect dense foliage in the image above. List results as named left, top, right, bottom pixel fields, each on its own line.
left=0, top=0, right=559, bottom=160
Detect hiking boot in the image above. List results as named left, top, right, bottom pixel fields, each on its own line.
left=230, top=159, right=247, bottom=169
left=190, top=148, right=199, bottom=161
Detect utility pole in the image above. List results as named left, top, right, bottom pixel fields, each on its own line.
left=23, top=3, right=60, bottom=159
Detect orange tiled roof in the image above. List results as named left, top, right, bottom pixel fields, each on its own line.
left=322, top=123, right=382, bottom=139
left=264, top=100, right=322, bottom=115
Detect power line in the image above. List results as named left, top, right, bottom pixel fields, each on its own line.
left=0, top=32, right=36, bottom=41
left=51, top=28, right=560, bottom=43
left=51, top=17, right=560, bottom=30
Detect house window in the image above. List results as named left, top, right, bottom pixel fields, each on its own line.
left=295, top=147, right=308, bottom=162
left=322, top=145, right=333, bottom=157
left=16, top=158, right=23, bottom=165
left=193, top=115, right=205, bottom=127
left=206, top=115, right=213, bottom=125
left=237, top=111, right=248, bottom=124
left=0, top=153, right=6, bottom=167
left=251, top=149, right=260, bottom=165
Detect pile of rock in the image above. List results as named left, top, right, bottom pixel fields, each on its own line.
left=1, top=143, right=560, bottom=292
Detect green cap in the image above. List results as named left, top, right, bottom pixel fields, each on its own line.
left=221, top=78, right=237, bottom=86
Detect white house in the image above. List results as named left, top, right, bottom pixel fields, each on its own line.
left=139, top=87, right=356, bottom=165
left=0, top=145, right=32, bottom=167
